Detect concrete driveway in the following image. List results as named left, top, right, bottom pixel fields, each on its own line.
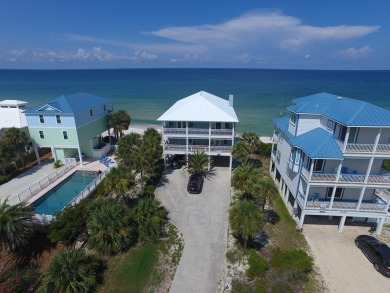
left=155, top=167, right=231, bottom=293
left=303, top=217, right=390, bottom=292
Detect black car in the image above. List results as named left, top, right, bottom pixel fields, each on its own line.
left=355, top=235, right=390, bottom=277
left=187, top=175, right=204, bottom=194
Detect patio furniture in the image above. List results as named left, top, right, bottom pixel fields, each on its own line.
left=341, top=166, right=348, bottom=174
left=310, top=192, right=320, bottom=202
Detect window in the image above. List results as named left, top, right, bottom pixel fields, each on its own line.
left=63, top=131, right=68, bottom=140
left=188, top=122, right=194, bottom=128
left=89, top=109, right=93, bottom=116
left=313, top=159, right=325, bottom=172
left=326, top=119, right=334, bottom=131
left=348, top=127, right=359, bottom=143
left=56, top=115, right=61, bottom=123
left=326, top=187, right=344, bottom=199
left=39, top=115, right=44, bottom=123
left=276, top=150, right=281, bottom=163
left=223, top=140, right=228, bottom=145
left=216, top=122, right=221, bottom=129
left=338, top=125, right=347, bottom=141
left=278, top=133, right=283, bottom=144
left=290, top=113, right=297, bottom=125
left=39, top=131, right=44, bottom=139
left=168, top=122, right=174, bottom=127
left=225, top=123, right=230, bottom=129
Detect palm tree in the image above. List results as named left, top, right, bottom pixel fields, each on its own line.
left=3, top=127, right=28, bottom=169
left=231, top=163, right=260, bottom=197
left=0, top=199, right=33, bottom=252
left=101, top=166, right=135, bottom=198
left=0, top=142, right=15, bottom=175
left=37, top=248, right=101, bottom=293
left=232, top=140, right=250, bottom=165
left=116, top=132, right=142, bottom=168
left=134, top=198, right=167, bottom=243
left=142, top=128, right=163, bottom=176
left=251, top=177, right=278, bottom=211
left=241, top=131, right=260, bottom=153
left=109, top=110, right=131, bottom=140
left=187, top=151, right=210, bottom=175
left=229, top=199, right=264, bottom=249
left=87, top=198, right=133, bottom=255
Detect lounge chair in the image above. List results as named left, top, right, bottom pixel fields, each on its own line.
left=310, top=192, right=320, bottom=202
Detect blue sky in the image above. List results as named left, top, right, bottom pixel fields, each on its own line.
left=1, top=0, right=389, bottom=69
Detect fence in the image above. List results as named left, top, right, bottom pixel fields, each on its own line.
left=7, top=163, right=77, bottom=206
left=33, top=167, right=111, bottom=225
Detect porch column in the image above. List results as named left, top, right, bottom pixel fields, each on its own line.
left=335, top=162, right=343, bottom=182
left=208, top=122, right=211, bottom=154
left=373, top=128, right=382, bottom=154
left=279, top=178, right=283, bottom=192
left=329, top=185, right=337, bottom=209
left=376, top=217, right=385, bottom=234
left=51, top=147, right=57, bottom=162
left=229, top=155, right=232, bottom=171
left=269, top=141, right=275, bottom=172
left=303, top=184, right=311, bottom=208
left=298, top=212, right=305, bottom=229
left=186, top=122, right=189, bottom=155
left=77, top=146, right=83, bottom=165
left=356, top=187, right=366, bottom=210
left=309, top=160, right=314, bottom=181
left=338, top=215, right=347, bottom=233
left=33, top=143, right=41, bottom=165
left=342, top=127, right=350, bottom=153
left=364, top=157, right=374, bottom=184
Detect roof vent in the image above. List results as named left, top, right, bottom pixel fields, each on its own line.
left=229, top=94, right=234, bottom=107
left=337, top=96, right=343, bottom=100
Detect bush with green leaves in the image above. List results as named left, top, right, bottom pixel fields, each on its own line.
left=270, top=248, right=313, bottom=282
left=383, top=159, right=390, bottom=171
left=49, top=199, right=91, bottom=243
left=246, top=249, right=268, bottom=279
left=0, top=264, right=39, bottom=293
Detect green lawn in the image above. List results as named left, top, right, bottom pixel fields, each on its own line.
left=98, top=243, right=159, bottom=293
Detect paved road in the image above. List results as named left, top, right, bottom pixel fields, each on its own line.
left=155, top=167, right=231, bottom=293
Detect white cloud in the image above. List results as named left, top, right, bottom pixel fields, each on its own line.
left=335, top=46, right=374, bottom=59
left=0, top=47, right=158, bottom=64
left=151, top=11, right=379, bottom=53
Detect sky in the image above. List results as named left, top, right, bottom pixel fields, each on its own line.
left=0, top=0, right=389, bottom=70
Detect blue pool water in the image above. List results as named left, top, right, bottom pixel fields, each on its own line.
left=32, top=170, right=97, bottom=215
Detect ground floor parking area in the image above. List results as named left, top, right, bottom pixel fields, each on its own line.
left=302, top=217, right=390, bottom=292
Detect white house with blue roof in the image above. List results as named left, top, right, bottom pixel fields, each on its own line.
left=270, top=93, right=390, bottom=234
left=24, top=93, right=113, bottom=165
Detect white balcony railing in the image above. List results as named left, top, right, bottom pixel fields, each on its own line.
left=163, top=127, right=233, bottom=136
left=164, top=144, right=232, bottom=153
left=337, top=141, right=390, bottom=155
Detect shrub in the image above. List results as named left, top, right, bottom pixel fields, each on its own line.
left=53, top=160, right=62, bottom=168
left=270, top=248, right=313, bottom=282
left=226, top=248, right=243, bottom=264
left=246, top=249, right=268, bottom=279
left=383, top=159, right=390, bottom=171
left=49, top=199, right=91, bottom=243
left=0, top=175, right=10, bottom=185
left=0, top=264, right=40, bottom=293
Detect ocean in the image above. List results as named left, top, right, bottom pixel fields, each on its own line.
left=1, top=68, right=390, bottom=135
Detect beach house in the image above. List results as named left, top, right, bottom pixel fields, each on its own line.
left=24, top=93, right=113, bottom=165
left=0, top=100, right=29, bottom=138
left=270, top=93, right=390, bottom=233
left=157, top=91, right=239, bottom=169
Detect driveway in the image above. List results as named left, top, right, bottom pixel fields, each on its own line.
left=303, top=217, right=390, bottom=292
left=155, top=167, right=231, bottom=293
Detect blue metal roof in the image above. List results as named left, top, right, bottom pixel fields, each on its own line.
left=272, top=117, right=294, bottom=139
left=24, top=93, right=112, bottom=115
left=289, top=92, right=390, bottom=127
left=290, top=128, right=343, bottom=159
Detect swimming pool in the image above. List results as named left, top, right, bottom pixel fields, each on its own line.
left=32, top=170, right=97, bottom=215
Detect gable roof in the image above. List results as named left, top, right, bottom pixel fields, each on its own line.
left=24, top=93, right=112, bottom=115
left=157, top=91, right=239, bottom=122
left=289, top=92, right=390, bottom=127
left=290, top=127, right=343, bottom=159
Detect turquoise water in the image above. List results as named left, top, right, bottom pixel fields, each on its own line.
left=32, top=170, right=97, bottom=215
left=1, top=69, right=389, bottom=135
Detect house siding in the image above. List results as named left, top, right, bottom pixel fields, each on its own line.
left=29, top=127, right=79, bottom=147
left=25, top=114, right=76, bottom=128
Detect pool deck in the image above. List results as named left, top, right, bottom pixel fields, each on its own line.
left=0, top=155, right=115, bottom=206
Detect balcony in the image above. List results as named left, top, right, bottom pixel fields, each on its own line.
left=296, top=191, right=389, bottom=214
left=164, top=144, right=232, bottom=153
left=337, top=141, right=390, bottom=155
left=301, top=167, right=390, bottom=186
left=163, top=128, right=233, bottom=136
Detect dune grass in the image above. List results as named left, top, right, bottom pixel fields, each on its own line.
left=98, top=243, right=158, bottom=293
